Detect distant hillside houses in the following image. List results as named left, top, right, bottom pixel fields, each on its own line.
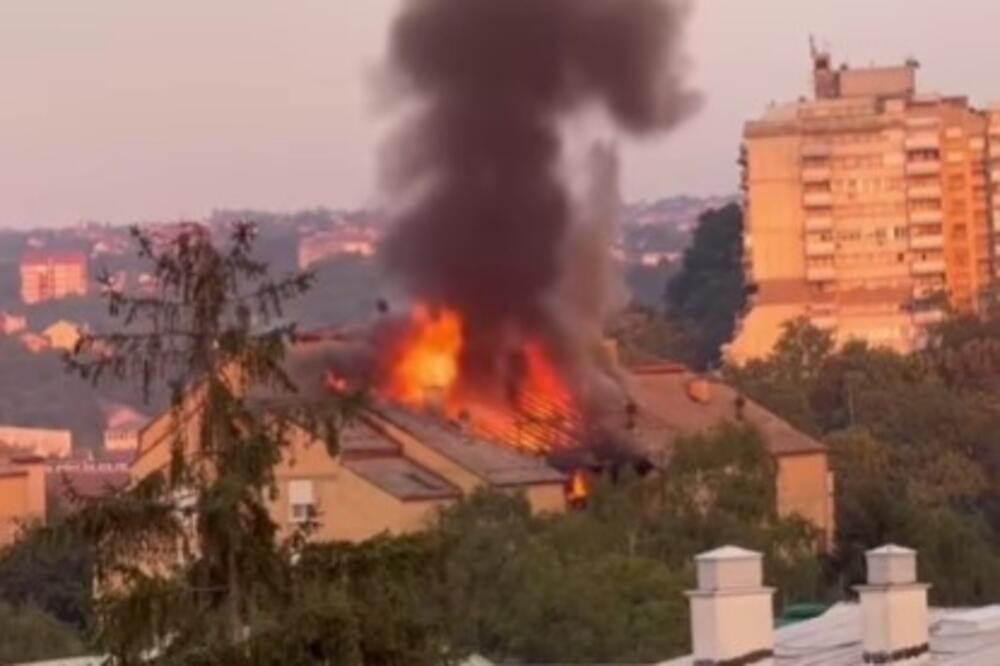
left=20, top=250, right=89, bottom=304
left=298, top=227, right=379, bottom=269
left=0, top=425, right=73, bottom=459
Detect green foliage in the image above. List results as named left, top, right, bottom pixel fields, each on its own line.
left=420, top=424, right=822, bottom=664
left=0, top=602, right=85, bottom=664
left=0, top=337, right=147, bottom=450
left=0, top=523, right=93, bottom=630
left=624, top=259, right=676, bottom=310
left=665, top=204, right=746, bottom=369
left=60, top=223, right=351, bottom=664
left=292, top=537, right=450, bottom=666
left=607, top=303, right=696, bottom=366
left=731, top=319, right=1000, bottom=606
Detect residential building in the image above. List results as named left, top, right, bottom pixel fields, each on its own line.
left=0, top=312, right=27, bottom=335
left=20, top=251, right=88, bottom=304
left=298, top=228, right=378, bottom=269
left=0, top=456, right=46, bottom=547
left=0, top=425, right=73, bottom=459
left=990, top=104, right=1000, bottom=276
left=18, top=332, right=50, bottom=354
left=627, top=363, right=835, bottom=548
left=42, top=320, right=85, bottom=352
left=130, top=390, right=569, bottom=544
left=102, top=403, right=149, bottom=453
left=730, top=49, right=1000, bottom=362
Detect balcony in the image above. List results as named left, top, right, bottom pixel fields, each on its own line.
left=805, top=216, right=834, bottom=232
left=805, top=240, right=836, bottom=257
left=912, top=309, right=946, bottom=325
left=801, top=143, right=832, bottom=158
left=803, top=192, right=834, bottom=208
left=905, top=133, right=941, bottom=150
left=991, top=169, right=1000, bottom=183
left=908, top=184, right=943, bottom=200
left=910, top=234, right=944, bottom=250
left=801, top=167, right=832, bottom=183
left=906, top=160, right=941, bottom=176
left=991, top=142, right=1000, bottom=158
left=909, top=209, right=943, bottom=224
left=911, top=259, right=947, bottom=275
left=806, top=266, right=836, bottom=282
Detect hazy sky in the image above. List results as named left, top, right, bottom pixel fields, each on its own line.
left=3, top=1, right=1000, bottom=227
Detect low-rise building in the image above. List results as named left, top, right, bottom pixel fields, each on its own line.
left=130, top=395, right=568, bottom=544
left=19, top=332, right=50, bottom=354
left=0, top=456, right=46, bottom=546
left=298, top=228, right=378, bottom=269
left=627, top=363, right=836, bottom=548
left=101, top=402, right=149, bottom=453
left=0, top=312, right=27, bottom=335
left=0, top=425, right=73, bottom=459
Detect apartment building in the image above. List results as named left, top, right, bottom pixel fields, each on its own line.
left=20, top=251, right=88, bottom=305
left=130, top=384, right=569, bottom=545
left=991, top=105, right=1000, bottom=265
left=729, top=49, right=1000, bottom=362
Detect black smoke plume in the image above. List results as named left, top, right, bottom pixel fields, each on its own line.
left=380, top=0, right=699, bottom=407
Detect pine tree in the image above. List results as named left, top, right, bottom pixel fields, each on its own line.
left=65, top=222, right=349, bottom=663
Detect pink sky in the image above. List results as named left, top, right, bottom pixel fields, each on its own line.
left=2, top=1, right=999, bottom=227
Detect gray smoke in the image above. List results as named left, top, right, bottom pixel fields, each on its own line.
left=380, top=0, right=699, bottom=409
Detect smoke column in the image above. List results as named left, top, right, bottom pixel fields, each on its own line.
left=381, top=0, right=699, bottom=399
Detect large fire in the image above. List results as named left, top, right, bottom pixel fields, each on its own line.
left=381, top=304, right=579, bottom=454
left=386, top=305, right=464, bottom=406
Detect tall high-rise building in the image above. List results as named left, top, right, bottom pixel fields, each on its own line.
left=729, top=49, right=1000, bottom=362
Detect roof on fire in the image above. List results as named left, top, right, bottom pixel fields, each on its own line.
left=373, top=404, right=568, bottom=488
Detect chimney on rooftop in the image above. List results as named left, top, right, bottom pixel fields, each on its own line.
left=686, top=546, right=775, bottom=666
left=856, top=545, right=931, bottom=665
left=686, top=377, right=712, bottom=404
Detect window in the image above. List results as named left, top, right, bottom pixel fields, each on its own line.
left=288, top=479, right=318, bottom=524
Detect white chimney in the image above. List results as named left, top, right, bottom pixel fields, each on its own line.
left=856, top=544, right=931, bottom=665
left=686, top=545, right=775, bottom=666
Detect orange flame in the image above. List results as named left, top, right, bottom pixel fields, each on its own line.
left=380, top=304, right=579, bottom=455
left=387, top=305, right=464, bottom=407
left=567, top=470, right=589, bottom=507
left=523, top=341, right=573, bottom=407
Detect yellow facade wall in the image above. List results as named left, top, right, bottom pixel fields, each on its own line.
left=134, top=406, right=568, bottom=545
left=0, top=463, right=46, bottom=546
left=776, top=453, right=835, bottom=549
left=745, top=134, right=806, bottom=283
left=727, top=303, right=807, bottom=365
